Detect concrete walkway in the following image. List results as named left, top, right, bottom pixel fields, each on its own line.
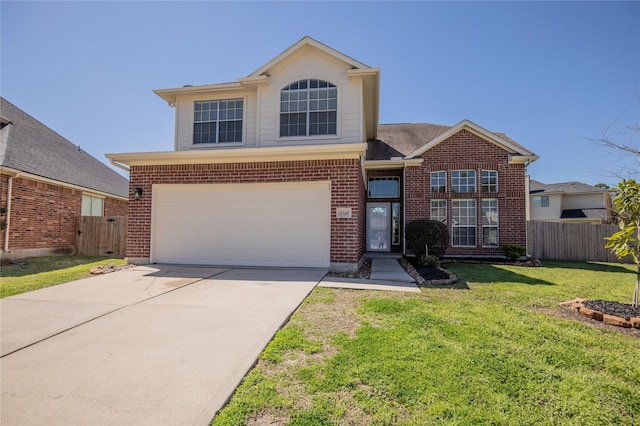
left=1, top=265, right=324, bottom=426
left=319, top=257, right=420, bottom=293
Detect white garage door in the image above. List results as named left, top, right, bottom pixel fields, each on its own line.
left=151, top=181, right=331, bottom=268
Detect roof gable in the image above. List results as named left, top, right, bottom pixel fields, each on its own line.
left=370, top=121, right=537, bottom=164
left=249, top=36, right=372, bottom=77
left=405, top=119, right=537, bottom=162
left=0, top=97, right=128, bottom=198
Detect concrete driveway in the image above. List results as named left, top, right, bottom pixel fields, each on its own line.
left=0, top=265, right=325, bottom=425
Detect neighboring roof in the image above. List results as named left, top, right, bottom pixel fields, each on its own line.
left=530, top=180, right=607, bottom=195
left=561, top=208, right=609, bottom=220
left=368, top=121, right=538, bottom=163
left=0, top=97, right=128, bottom=198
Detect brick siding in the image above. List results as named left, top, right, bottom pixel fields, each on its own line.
left=0, top=174, right=128, bottom=253
left=127, top=159, right=365, bottom=266
left=405, top=129, right=528, bottom=256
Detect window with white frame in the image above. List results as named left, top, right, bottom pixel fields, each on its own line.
left=452, top=170, right=476, bottom=193
left=193, top=99, right=243, bottom=144
left=452, top=199, right=476, bottom=246
left=481, top=170, right=498, bottom=193
left=280, top=79, right=337, bottom=137
left=430, top=171, right=446, bottom=193
left=368, top=177, right=400, bottom=198
left=482, top=199, right=499, bottom=247
left=532, top=195, right=550, bottom=208
left=430, top=199, right=446, bottom=223
left=82, top=194, right=104, bottom=217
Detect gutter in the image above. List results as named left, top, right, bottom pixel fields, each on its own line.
left=109, top=157, right=131, bottom=173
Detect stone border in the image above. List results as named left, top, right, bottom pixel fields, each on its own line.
left=559, top=298, right=640, bottom=329
left=399, top=258, right=458, bottom=286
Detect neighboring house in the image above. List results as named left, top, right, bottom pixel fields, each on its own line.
left=0, top=97, right=129, bottom=259
left=529, top=180, right=612, bottom=224
left=107, top=37, right=538, bottom=271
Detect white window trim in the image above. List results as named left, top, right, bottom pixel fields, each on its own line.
left=482, top=198, right=499, bottom=247
left=481, top=170, right=498, bottom=193
left=452, top=199, right=477, bottom=247
left=277, top=79, right=341, bottom=141
left=430, top=170, right=447, bottom=193
left=81, top=193, right=105, bottom=217
left=451, top=169, right=476, bottom=193
left=532, top=195, right=550, bottom=208
left=368, top=177, right=400, bottom=198
left=192, top=97, right=246, bottom=146
left=430, top=199, right=447, bottom=223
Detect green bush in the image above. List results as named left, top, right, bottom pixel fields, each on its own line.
left=405, top=219, right=449, bottom=257
left=503, top=243, right=526, bottom=260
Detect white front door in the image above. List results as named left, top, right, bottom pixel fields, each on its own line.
left=367, top=202, right=391, bottom=252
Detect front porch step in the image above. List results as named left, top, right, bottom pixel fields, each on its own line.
left=369, top=258, right=415, bottom=283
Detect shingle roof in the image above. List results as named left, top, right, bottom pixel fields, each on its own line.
left=0, top=98, right=128, bottom=198
left=368, top=122, right=533, bottom=160
left=561, top=208, right=608, bottom=220
left=530, top=180, right=605, bottom=195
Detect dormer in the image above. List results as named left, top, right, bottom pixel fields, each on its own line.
left=154, top=37, right=379, bottom=151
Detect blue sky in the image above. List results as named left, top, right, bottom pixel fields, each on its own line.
left=2, top=1, right=638, bottom=186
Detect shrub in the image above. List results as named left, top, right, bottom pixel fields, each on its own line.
left=419, top=254, right=440, bottom=267
left=503, top=243, right=526, bottom=260
left=405, top=219, right=449, bottom=257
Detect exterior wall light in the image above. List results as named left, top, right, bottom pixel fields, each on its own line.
left=134, top=188, right=143, bottom=201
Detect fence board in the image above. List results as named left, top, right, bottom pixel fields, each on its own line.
left=76, top=216, right=127, bottom=257
left=527, top=221, right=630, bottom=263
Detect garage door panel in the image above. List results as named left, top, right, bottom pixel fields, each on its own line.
left=152, top=182, right=330, bottom=268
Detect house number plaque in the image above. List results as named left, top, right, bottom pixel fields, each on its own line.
left=336, top=207, right=352, bottom=219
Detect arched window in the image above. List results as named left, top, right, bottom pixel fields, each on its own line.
left=280, top=79, right=337, bottom=137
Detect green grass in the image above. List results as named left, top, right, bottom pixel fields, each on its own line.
left=212, top=261, right=640, bottom=425
left=0, top=256, right=127, bottom=298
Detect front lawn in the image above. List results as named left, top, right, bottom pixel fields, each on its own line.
left=213, top=260, right=640, bottom=425
left=0, top=256, right=127, bottom=298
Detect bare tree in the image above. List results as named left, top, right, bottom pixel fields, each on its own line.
left=597, top=111, right=640, bottom=180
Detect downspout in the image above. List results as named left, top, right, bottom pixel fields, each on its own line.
left=4, top=174, right=14, bottom=253
left=402, top=163, right=407, bottom=256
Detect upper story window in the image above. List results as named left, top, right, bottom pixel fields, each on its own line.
left=82, top=194, right=104, bottom=217
left=452, top=170, right=476, bottom=193
left=194, top=99, right=243, bottom=144
left=532, top=195, right=549, bottom=208
left=430, top=171, right=446, bottom=193
left=368, top=177, right=400, bottom=198
left=481, top=170, right=498, bottom=192
left=280, top=79, right=337, bottom=137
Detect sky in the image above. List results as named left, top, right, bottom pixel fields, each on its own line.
left=2, top=1, right=639, bottom=186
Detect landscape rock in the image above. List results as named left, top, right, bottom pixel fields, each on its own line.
left=602, top=314, right=632, bottom=328
left=630, top=317, right=640, bottom=329
left=579, top=307, right=603, bottom=321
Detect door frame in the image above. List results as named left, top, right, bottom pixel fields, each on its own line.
left=366, top=202, right=391, bottom=252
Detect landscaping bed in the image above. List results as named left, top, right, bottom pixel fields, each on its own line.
left=560, top=297, right=640, bottom=329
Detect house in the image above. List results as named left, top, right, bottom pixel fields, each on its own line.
left=0, top=97, right=129, bottom=259
left=107, top=37, right=538, bottom=271
left=529, top=180, right=612, bottom=224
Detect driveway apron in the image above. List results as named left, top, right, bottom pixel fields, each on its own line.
left=1, top=265, right=324, bottom=426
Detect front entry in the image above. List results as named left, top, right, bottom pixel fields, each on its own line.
left=367, top=203, right=391, bottom=252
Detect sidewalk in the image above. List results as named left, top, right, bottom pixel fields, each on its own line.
left=319, top=257, right=420, bottom=293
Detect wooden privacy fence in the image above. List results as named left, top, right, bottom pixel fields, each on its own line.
left=76, top=216, right=127, bottom=257
left=527, top=221, right=631, bottom=263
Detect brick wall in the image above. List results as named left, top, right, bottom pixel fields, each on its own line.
left=127, top=159, right=365, bottom=267
left=405, top=129, right=528, bottom=256
left=0, top=174, right=128, bottom=254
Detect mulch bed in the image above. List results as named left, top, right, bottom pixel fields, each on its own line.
left=559, top=298, right=640, bottom=332
left=582, top=300, right=640, bottom=321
